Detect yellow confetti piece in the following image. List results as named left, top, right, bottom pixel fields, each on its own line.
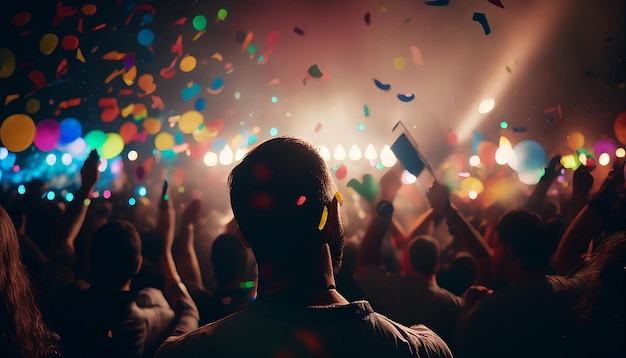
left=120, top=104, right=135, bottom=118
left=76, top=48, right=86, bottom=63
left=211, top=52, right=223, bottom=62
left=122, top=65, right=137, bottom=86
left=318, top=206, right=328, bottom=231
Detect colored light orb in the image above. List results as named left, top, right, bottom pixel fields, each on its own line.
left=500, top=121, right=508, bottom=129
left=269, top=128, right=278, bottom=136
left=598, top=153, right=611, bottom=166
left=137, top=186, right=147, bottom=197
left=65, top=192, right=74, bottom=202
left=128, top=197, right=136, bottom=206
left=616, top=148, right=625, bottom=158
left=17, top=184, right=26, bottom=195
left=83, top=198, right=91, bottom=205
left=234, top=91, right=241, bottom=100
left=98, top=158, right=108, bottom=172
left=61, top=153, right=72, bottom=165
left=271, top=96, right=278, bottom=103
left=127, top=150, right=138, bottom=161
left=46, top=154, right=57, bottom=166
left=46, top=191, right=55, bottom=201
left=103, top=190, right=112, bottom=199
left=468, top=190, right=478, bottom=200
left=0, top=147, right=8, bottom=160
left=178, top=186, right=185, bottom=193
left=469, top=155, right=481, bottom=167
left=358, top=123, right=366, bottom=131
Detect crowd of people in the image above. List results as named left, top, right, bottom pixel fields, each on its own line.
left=1, top=136, right=625, bottom=357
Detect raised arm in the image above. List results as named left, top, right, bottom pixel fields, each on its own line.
left=554, top=159, right=625, bottom=275
left=172, top=198, right=205, bottom=291
left=50, top=150, right=100, bottom=255
left=157, top=182, right=199, bottom=336
left=427, top=181, right=492, bottom=286
left=525, top=155, right=562, bottom=214
left=357, top=163, right=403, bottom=269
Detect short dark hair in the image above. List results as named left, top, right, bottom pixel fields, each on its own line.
left=211, top=233, right=248, bottom=287
left=496, top=210, right=551, bottom=271
left=228, top=137, right=335, bottom=264
left=90, top=221, right=141, bottom=289
left=408, top=235, right=440, bottom=275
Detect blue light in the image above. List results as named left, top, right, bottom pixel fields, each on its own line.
left=65, top=192, right=74, bottom=202
left=137, top=186, right=147, bottom=197
left=17, top=184, right=26, bottom=195
left=270, top=127, right=278, bottom=136
left=0, top=147, right=8, bottom=160
left=128, top=197, right=136, bottom=206
left=271, top=96, right=278, bottom=103
left=46, top=191, right=56, bottom=201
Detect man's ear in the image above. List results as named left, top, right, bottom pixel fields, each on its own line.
left=135, top=255, right=143, bottom=274
left=320, top=196, right=341, bottom=242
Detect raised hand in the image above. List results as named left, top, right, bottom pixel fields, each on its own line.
left=427, top=181, right=451, bottom=217
left=572, top=165, right=593, bottom=200
left=378, top=162, right=403, bottom=202
left=80, top=150, right=100, bottom=192
left=181, top=199, right=201, bottom=226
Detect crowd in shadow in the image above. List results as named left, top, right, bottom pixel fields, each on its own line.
left=1, top=137, right=625, bottom=357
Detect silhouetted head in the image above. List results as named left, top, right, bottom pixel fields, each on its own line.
left=212, top=233, right=248, bottom=288
left=90, top=220, right=142, bottom=290
left=407, top=235, right=440, bottom=276
left=228, top=137, right=343, bottom=274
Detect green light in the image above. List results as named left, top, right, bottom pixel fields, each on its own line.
left=239, top=281, right=255, bottom=289
left=500, top=121, right=508, bottom=129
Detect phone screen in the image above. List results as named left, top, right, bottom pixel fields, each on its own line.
left=390, top=121, right=433, bottom=179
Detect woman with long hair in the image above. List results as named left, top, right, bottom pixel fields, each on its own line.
left=0, top=204, right=60, bottom=357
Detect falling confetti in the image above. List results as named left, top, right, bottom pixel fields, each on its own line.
left=472, top=13, right=491, bottom=35
left=373, top=79, right=391, bottom=91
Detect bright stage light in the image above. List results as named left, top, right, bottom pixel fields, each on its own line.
left=380, top=145, right=397, bottom=167
left=219, top=145, right=234, bottom=165
left=46, top=154, right=57, bottom=166
left=348, top=145, right=362, bottom=160
left=128, top=150, right=138, bottom=161
left=478, top=98, right=495, bottom=114
left=364, top=145, right=377, bottom=160
left=204, top=152, right=218, bottom=167
left=598, top=153, right=610, bottom=166
left=333, top=145, right=346, bottom=161
left=469, top=155, right=481, bottom=167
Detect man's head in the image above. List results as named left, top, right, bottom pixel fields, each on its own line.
left=407, top=235, right=440, bottom=276
left=228, top=137, right=343, bottom=273
left=492, top=210, right=551, bottom=284
left=90, top=220, right=142, bottom=290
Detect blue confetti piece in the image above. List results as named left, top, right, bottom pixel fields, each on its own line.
left=182, top=82, right=202, bottom=101
left=195, top=98, right=206, bottom=111
left=374, top=79, right=391, bottom=91
left=424, top=0, right=449, bottom=6
left=512, top=127, right=527, bottom=133
left=397, top=93, right=415, bottom=102
left=472, top=13, right=491, bottom=35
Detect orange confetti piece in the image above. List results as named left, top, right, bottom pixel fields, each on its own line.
left=122, top=66, right=137, bottom=86
left=102, top=51, right=127, bottom=60
left=192, top=30, right=205, bottom=42
left=268, top=78, right=280, bottom=86
left=5, top=94, right=20, bottom=105
left=138, top=74, right=156, bottom=94
left=241, top=32, right=254, bottom=52
left=104, top=68, right=125, bottom=84
left=78, top=17, right=83, bottom=33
